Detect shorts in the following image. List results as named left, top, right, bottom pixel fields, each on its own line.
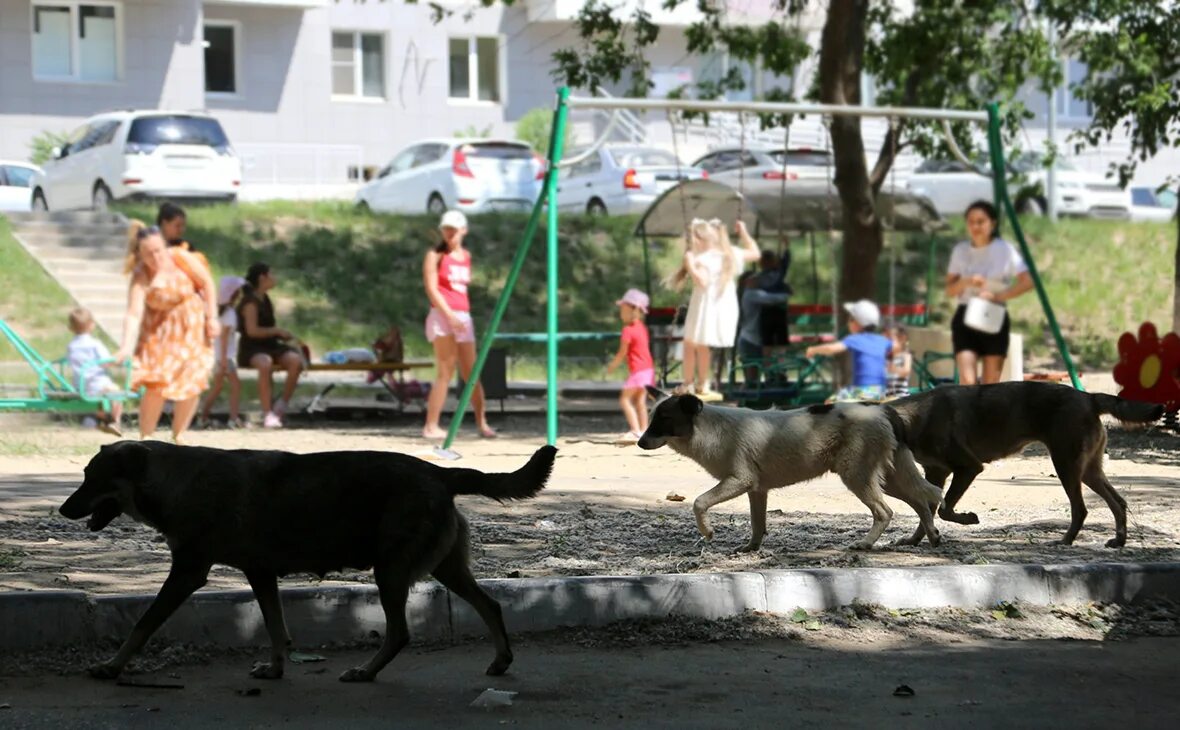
left=83, top=374, right=117, bottom=399
left=425, top=308, right=475, bottom=344
left=951, top=305, right=1010, bottom=357
left=760, top=305, right=789, bottom=347
left=624, top=368, right=655, bottom=389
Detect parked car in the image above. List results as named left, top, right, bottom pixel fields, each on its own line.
left=0, top=161, right=40, bottom=212
left=691, top=145, right=832, bottom=185
left=905, top=153, right=1132, bottom=219
left=553, top=144, right=706, bottom=216
left=356, top=139, right=543, bottom=215
left=1130, top=186, right=1177, bottom=223
left=30, top=111, right=241, bottom=211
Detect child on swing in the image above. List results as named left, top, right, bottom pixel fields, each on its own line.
left=606, top=288, right=654, bottom=443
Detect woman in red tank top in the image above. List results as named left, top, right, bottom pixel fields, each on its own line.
left=422, top=210, right=496, bottom=439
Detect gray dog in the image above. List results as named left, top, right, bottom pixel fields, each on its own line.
left=59, top=441, right=556, bottom=682
left=638, top=388, right=943, bottom=551
left=889, top=382, right=1164, bottom=547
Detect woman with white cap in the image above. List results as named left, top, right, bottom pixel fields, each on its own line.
left=197, top=275, right=247, bottom=428
left=422, top=210, right=496, bottom=440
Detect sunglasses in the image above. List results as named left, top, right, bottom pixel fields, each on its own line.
left=136, top=225, right=161, bottom=240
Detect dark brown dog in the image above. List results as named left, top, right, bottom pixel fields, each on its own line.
left=889, top=382, right=1163, bottom=547
left=59, top=441, right=556, bottom=682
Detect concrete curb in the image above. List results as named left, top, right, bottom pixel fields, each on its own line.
left=3, top=563, right=1179, bottom=651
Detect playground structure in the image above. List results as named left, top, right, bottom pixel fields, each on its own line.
left=1114, top=322, right=1180, bottom=426
left=434, top=88, right=1084, bottom=453
left=0, top=318, right=136, bottom=416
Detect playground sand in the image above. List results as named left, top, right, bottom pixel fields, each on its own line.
left=2, top=403, right=1178, bottom=595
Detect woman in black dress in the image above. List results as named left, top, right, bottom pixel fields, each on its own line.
left=237, top=262, right=303, bottom=427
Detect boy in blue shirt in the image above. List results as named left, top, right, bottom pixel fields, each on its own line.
left=805, top=299, right=891, bottom=401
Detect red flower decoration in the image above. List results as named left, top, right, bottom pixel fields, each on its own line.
left=1112, top=322, right=1180, bottom=411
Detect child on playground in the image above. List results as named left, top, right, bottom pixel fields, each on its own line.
left=606, top=288, right=654, bottom=442
left=886, top=324, right=913, bottom=398
left=805, top=299, right=892, bottom=402
left=65, top=307, right=123, bottom=436
left=198, top=276, right=247, bottom=428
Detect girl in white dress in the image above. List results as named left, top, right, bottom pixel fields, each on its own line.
left=669, top=218, right=760, bottom=399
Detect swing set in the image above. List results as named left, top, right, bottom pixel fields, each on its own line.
left=428, top=89, right=1081, bottom=456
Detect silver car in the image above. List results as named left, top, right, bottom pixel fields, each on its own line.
left=356, top=138, right=544, bottom=215
left=554, top=145, right=706, bottom=216
left=692, top=145, right=833, bottom=185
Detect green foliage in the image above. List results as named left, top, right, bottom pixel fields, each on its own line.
left=453, top=124, right=494, bottom=139
left=0, top=216, right=78, bottom=365
left=27, top=130, right=71, bottom=166
left=515, top=107, right=576, bottom=154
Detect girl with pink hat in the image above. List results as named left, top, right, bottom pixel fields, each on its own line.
left=606, top=288, right=655, bottom=442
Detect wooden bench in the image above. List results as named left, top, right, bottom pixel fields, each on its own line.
left=304, top=360, right=434, bottom=413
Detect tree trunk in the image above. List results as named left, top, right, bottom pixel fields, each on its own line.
left=818, top=0, right=881, bottom=316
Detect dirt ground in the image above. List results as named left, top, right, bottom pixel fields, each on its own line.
left=1, top=608, right=1178, bottom=728
left=1, top=406, right=1179, bottom=595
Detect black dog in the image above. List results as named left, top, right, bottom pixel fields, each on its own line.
left=889, top=382, right=1163, bottom=547
left=59, top=441, right=556, bottom=682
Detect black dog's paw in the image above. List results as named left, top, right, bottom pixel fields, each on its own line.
left=250, top=661, right=284, bottom=679
left=87, top=663, right=121, bottom=680
left=338, top=667, right=375, bottom=683
left=1106, top=536, right=1126, bottom=548
left=960, top=512, right=980, bottom=525
left=939, top=509, right=980, bottom=525
left=486, top=653, right=513, bottom=676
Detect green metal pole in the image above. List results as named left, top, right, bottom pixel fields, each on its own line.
left=641, top=230, right=653, bottom=303
left=985, top=103, right=1083, bottom=390
left=440, top=88, right=571, bottom=451
left=545, top=87, right=571, bottom=444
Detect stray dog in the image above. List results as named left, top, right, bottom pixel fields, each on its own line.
left=638, top=388, right=943, bottom=551
left=59, top=441, right=556, bottom=682
left=889, top=382, right=1164, bottom=547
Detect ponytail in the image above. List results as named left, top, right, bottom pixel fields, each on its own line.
left=124, top=219, right=147, bottom=275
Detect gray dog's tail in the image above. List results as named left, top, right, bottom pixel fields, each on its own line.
left=1091, top=394, right=1165, bottom=424
left=444, top=445, right=557, bottom=502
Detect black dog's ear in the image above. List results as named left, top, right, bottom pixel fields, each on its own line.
left=109, top=440, right=151, bottom=479
left=677, top=394, right=704, bottom=416
left=645, top=385, right=668, bottom=402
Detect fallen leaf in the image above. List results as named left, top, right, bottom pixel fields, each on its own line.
left=789, top=608, right=809, bottom=623
left=665, top=493, right=686, bottom=502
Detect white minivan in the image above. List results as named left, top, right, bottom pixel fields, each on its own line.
left=31, top=111, right=242, bottom=211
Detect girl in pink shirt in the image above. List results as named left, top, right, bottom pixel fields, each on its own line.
left=607, top=288, right=655, bottom=442
left=422, top=210, right=496, bottom=440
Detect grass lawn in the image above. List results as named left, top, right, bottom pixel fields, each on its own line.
left=3, top=204, right=1176, bottom=383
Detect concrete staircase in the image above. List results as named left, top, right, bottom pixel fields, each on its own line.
left=6, top=211, right=129, bottom=342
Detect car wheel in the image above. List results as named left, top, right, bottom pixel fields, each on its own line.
left=427, top=194, right=447, bottom=215
left=92, top=182, right=112, bottom=211
left=1016, top=195, right=1046, bottom=217
left=356, top=200, right=371, bottom=213
left=31, top=190, right=48, bottom=212
left=586, top=198, right=608, bottom=216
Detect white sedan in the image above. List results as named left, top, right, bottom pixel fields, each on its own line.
left=0, top=161, right=40, bottom=212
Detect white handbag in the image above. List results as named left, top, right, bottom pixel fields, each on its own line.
left=964, top=296, right=1006, bottom=334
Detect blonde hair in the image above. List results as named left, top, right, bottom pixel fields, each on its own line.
left=666, top=218, right=734, bottom=290
left=67, top=307, right=94, bottom=334
left=124, top=219, right=148, bottom=275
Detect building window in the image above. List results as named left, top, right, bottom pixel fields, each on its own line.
left=448, top=36, right=500, bottom=103
left=204, top=22, right=239, bottom=95
left=1057, top=57, right=1094, bottom=120
left=332, top=31, right=385, bottom=99
left=32, top=2, right=120, bottom=82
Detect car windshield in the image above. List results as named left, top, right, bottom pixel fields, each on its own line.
left=126, top=116, right=230, bottom=147
left=1158, top=189, right=1177, bottom=210
left=770, top=149, right=831, bottom=167
left=4, top=166, right=35, bottom=187
left=609, top=148, right=679, bottom=167
left=1009, top=153, right=1076, bottom=173
left=463, top=143, right=533, bottom=160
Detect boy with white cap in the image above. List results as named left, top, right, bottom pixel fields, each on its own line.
left=607, top=288, right=655, bottom=442
left=806, top=298, right=892, bottom=401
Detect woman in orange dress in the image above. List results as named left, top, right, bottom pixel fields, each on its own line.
left=113, top=220, right=217, bottom=443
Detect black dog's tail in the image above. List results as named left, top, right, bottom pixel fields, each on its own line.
left=443, top=445, right=557, bottom=502
left=1091, top=394, right=1165, bottom=424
